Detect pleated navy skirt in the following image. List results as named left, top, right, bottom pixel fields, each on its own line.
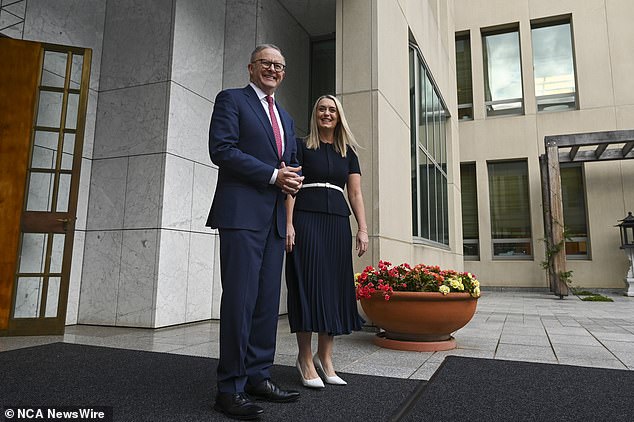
left=285, top=210, right=364, bottom=336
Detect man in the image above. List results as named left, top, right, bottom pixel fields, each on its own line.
left=207, top=44, right=304, bottom=420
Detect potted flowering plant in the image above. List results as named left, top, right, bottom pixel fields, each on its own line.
left=355, top=260, right=481, bottom=300
left=355, top=260, right=481, bottom=352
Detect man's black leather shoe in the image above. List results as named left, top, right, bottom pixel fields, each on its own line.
left=214, top=392, right=264, bottom=420
left=245, top=379, right=300, bottom=403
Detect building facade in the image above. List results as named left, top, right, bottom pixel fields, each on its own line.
left=1, top=0, right=632, bottom=332
left=454, top=0, right=634, bottom=288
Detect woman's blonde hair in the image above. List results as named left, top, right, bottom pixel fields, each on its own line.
left=304, top=95, right=360, bottom=157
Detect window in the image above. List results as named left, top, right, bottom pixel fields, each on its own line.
left=409, top=42, right=449, bottom=245
left=482, top=27, right=523, bottom=116
left=488, top=161, right=532, bottom=258
left=531, top=19, right=576, bottom=112
left=561, top=165, right=588, bottom=258
left=460, top=163, right=479, bottom=259
left=455, top=32, right=473, bottom=120
left=309, top=36, right=335, bottom=109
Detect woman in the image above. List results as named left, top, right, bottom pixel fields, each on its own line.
left=285, top=95, right=369, bottom=388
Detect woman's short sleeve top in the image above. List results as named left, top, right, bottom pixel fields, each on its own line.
left=293, top=138, right=361, bottom=216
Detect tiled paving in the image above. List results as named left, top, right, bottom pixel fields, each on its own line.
left=2, top=289, right=634, bottom=380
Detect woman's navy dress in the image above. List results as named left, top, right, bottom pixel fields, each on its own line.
left=285, top=139, right=364, bottom=335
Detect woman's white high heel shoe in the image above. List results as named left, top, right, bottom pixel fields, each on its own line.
left=313, top=354, right=347, bottom=385
left=296, top=359, right=325, bottom=389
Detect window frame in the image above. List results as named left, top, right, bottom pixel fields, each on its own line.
left=409, top=40, right=450, bottom=247
left=530, top=15, right=578, bottom=113
left=560, top=163, right=590, bottom=260
left=460, top=162, right=480, bottom=260
left=481, top=24, right=524, bottom=118
left=455, top=31, right=473, bottom=121
left=487, top=159, right=533, bottom=260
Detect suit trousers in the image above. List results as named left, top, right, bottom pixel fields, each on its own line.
left=216, top=223, right=284, bottom=393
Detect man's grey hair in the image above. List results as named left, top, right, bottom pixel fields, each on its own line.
left=250, top=44, right=283, bottom=63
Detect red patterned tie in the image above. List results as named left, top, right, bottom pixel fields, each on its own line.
left=266, top=95, right=283, bottom=158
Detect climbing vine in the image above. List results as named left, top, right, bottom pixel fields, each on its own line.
left=541, top=225, right=574, bottom=286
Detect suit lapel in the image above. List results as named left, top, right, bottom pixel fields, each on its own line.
left=243, top=86, right=278, bottom=156
left=278, top=107, right=291, bottom=161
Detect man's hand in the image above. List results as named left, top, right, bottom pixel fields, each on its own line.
left=275, top=162, right=303, bottom=195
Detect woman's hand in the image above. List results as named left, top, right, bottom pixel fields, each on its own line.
left=286, top=224, right=295, bottom=253
left=356, top=229, right=369, bottom=257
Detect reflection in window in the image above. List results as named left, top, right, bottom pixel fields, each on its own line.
left=409, top=42, right=449, bottom=245
left=488, top=161, right=532, bottom=258
left=455, top=32, right=473, bottom=120
left=532, top=20, right=576, bottom=112
left=482, top=29, right=523, bottom=117
left=561, top=165, right=588, bottom=258
left=460, top=163, right=479, bottom=259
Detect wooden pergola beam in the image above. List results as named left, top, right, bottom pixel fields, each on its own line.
left=545, top=140, right=569, bottom=298
left=547, top=130, right=634, bottom=147
left=559, top=148, right=634, bottom=163
left=542, top=129, right=634, bottom=298
left=594, top=144, right=608, bottom=159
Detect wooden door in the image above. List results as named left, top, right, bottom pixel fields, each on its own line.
left=0, top=38, right=91, bottom=335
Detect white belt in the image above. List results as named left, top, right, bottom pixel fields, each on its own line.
left=302, top=182, right=344, bottom=193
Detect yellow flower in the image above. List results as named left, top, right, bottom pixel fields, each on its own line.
left=439, top=285, right=450, bottom=295
left=471, top=286, right=481, bottom=298
left=450, top=278, right=461, bottom=289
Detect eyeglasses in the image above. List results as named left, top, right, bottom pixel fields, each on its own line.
left=252, top=59, right=286, bottom=72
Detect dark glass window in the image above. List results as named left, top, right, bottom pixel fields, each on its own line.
left=460, top=163, right=479, bottom=259
left=309, top=37, right=335, bottom=108
left=409, top=42, right=449, bottom=245
left=561, top=165, right=588, bottom=258
left=455, top=32, right=473, bottom=120
left=488, top=160, right=532, bottom=258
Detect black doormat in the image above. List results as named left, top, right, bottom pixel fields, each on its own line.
left=0, top=342, right=421, bottom=421
left=396, top=356, right=634, bottom=421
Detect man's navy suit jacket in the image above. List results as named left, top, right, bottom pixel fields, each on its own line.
left=206, top=85, right=298, bottom=238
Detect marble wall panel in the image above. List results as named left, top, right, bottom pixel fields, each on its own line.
left=192, top=163, right=216, bottom=233
left=22, top=0, right=106, bottom=91
left=186, top=232, right=214, bottom=322
left=82, top=89, right=98, bottom=159
left=222, top=0, right=257, bottom=89
left=93, top=83, right=169, bottom=159
left=65, top=230, right=85, bottom=325
left=162, top=154, right=194, bottom=231
left=116, top=229, right=159, bottom=327
left=86, top=157, right=127, bottom=230
left=172, top=0, right=225, bottom=101
left=155, top=229, right=190, bottom=327
left=123, top=154, right=164, bottom=229
left=99, top=0, right=173, bottom=91
left=166, top=82, right=213, bottom=166
left=75, top=158, right=92, bottom=231
left=78, top=230, right=122, bottom=325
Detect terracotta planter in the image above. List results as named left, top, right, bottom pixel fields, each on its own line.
left=360, top=291, right=478, bottom=351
